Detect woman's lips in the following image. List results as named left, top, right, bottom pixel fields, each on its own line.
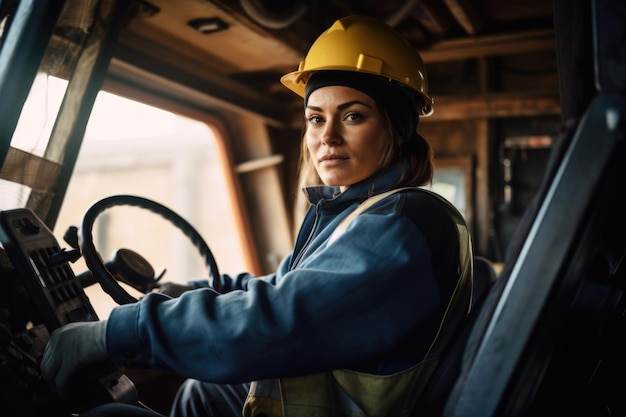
left=319, top=155, right=348, bottom=166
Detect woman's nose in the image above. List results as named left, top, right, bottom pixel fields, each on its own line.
left=320, top=120, right=341, bottom=145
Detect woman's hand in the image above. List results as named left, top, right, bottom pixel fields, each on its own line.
left=158, top=282, right=194, bottom=297
left=40, top=320, right=109, bottom=399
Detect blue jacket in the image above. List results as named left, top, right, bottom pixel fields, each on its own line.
left=106, top=163, right=459, bottom=383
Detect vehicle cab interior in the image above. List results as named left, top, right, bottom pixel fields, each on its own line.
left=0, top=0, right=624, bottom=416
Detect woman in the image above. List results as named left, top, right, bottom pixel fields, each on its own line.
left=42, top=15, right=472, bottom=417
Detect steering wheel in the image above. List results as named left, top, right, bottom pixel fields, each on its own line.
left=80, top=195, right=221, bottom=305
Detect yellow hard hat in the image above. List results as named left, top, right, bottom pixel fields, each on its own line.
left=281, top=15, right=434, bottom=116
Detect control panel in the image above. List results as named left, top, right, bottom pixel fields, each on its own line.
left=0, top=208, right=137, bottom=416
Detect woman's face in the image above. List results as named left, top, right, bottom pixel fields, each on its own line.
left=305, top=85, right=391, bottom=192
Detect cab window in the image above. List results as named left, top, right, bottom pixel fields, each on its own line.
left=50, top=85, right=250, bottom=317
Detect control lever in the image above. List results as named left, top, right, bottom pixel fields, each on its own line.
left=76, top=248, right=165, bottom=293
left=64, top=226, right=165, bottom=294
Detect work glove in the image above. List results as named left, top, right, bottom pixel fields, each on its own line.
left=159, top=282, right=193, bottom=297
left=41, top=320, right=109, bottom=399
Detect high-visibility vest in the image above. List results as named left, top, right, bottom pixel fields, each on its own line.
left=243, top=188, right=473, bottom=417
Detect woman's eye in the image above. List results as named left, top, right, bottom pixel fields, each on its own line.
left=307, top=115, right=323, bottom=124
left=345, top=112, right=363, bottom=122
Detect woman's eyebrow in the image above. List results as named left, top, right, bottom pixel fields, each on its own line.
left=306, top=100, right=371, bottom=112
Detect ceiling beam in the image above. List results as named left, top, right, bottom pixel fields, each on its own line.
left=419, top=29, right=555, bottom=63
left=442, top=0, right=483, bottom=35
left=423, top=92, right=561, bottom=121
left=410, top=0, right=450, bottom=37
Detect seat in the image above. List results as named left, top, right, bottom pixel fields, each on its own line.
left=411, top=256, right=497, bottom=416
left=472, top=256, right=498, bottom=308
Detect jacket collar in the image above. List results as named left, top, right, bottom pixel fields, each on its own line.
left=302, top=163, right=405, bottom=208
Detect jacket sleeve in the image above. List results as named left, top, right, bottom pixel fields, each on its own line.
left=105, top=211, right=440, bottom=383
left=188, top=252, right=294, bottom=291
left=188, top=272, right=262, bottom=291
